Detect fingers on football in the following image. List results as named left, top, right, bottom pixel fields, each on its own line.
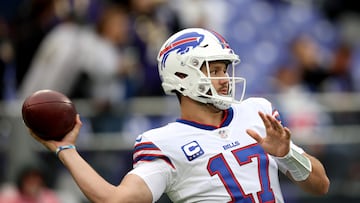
left=74, top=114, right=82, bottom=129
left=65, top=114, right=82, bottom=140
left=28, top=129, right=42, bottom=141
left=76, top=114, right=81, bottom=123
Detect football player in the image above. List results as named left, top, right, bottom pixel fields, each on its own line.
left=29, top=28, right=329, bottom=202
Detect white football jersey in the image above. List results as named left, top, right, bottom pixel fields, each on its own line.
left=129, top=97, right=287, bottom=203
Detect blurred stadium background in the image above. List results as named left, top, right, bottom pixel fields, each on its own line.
left=1, top=0, right=360, bottom=202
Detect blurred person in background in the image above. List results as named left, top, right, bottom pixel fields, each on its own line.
left=321, top=41, right=359, bottom=126
left=270, top=64, right=332, bottom=136
left=290, top=34, right=331, bottom=93
left=10, top=0, right=59, bottom=91
left=0, top=18, right=16, bottom=101
left=0, top=164, right=60, bottom=203
left=171, top=0, right=229, bottom=34
left=18, top=0, right=133, bottom=133
left=290, top=33, right=359, bottom=126
left=127, top=0, right=182, bottom=96
left=323, top=42, right=355, bottom=92
left=18, top=0, right=130, bottom=100
left=290, top=34, right=357, bottom=94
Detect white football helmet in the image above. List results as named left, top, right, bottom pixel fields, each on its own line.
left=157, top=28, right=246, bottom=110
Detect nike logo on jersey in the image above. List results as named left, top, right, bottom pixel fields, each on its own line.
left=181, top=141, right=204, bottom=161
left=135, top=136, right=142, bottom=142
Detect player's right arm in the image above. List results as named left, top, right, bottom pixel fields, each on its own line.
left=58, top=149, right=153, bottom=203
left=29, top=115, right=153, bottom=203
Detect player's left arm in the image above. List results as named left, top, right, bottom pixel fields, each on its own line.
left=247, top=111, right=330, bottom=195
left=286, top=152, right=330, bottom=195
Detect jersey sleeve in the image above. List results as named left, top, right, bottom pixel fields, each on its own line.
left=129, top=134, right=175, bottom=202
left=132, top=134, right=175, bottom=169
left=128, top=159, right=172, bottom=202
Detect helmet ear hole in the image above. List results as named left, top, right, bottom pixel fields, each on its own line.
left=175, top=72, right=188, bottom=79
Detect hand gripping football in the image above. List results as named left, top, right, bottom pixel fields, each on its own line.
left=22, top=90, right=77, bottom=141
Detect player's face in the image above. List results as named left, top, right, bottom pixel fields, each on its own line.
left=201, top=61, right=230, bottom=96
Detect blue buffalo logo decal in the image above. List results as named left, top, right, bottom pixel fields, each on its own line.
left=159, top=32, right=204, bottom=69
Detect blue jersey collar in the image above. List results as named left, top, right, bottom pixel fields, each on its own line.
left=176, top=107, right=234, bottom=130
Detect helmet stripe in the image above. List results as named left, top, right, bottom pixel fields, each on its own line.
left=209, top=30, right=230, bottom=49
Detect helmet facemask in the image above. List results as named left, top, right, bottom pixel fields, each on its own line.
left=189, top=59, right=246, bottom=110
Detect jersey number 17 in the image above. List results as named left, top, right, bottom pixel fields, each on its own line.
left=207, top=143, right=276, bottom=203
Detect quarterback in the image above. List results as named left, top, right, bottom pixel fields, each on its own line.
left=29, top=28, right=329, bottom=202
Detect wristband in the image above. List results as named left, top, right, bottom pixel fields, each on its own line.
left=275, top=143, right=312, bottom=181
left=55, top=145, right=76, bottom=157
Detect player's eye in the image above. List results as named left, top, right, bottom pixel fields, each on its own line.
left=210, top=69, right=218, bottom=75
left=210, top=67, right=227, bottom=76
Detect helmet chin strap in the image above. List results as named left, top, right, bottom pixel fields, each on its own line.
left=205, top=103, right=223, bottom=113
left=212, top=101, right=231, bottom=110
left=190, top=85, right=232, bottom=110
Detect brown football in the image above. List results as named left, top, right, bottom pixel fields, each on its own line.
left=22, top=90, right=77, bottom=141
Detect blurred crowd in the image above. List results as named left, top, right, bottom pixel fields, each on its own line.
left=0, top=0, right=359, bottom=125
left=0, top=0, right=200, bottom=100
left=0, top=0, right=360, bottom=202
